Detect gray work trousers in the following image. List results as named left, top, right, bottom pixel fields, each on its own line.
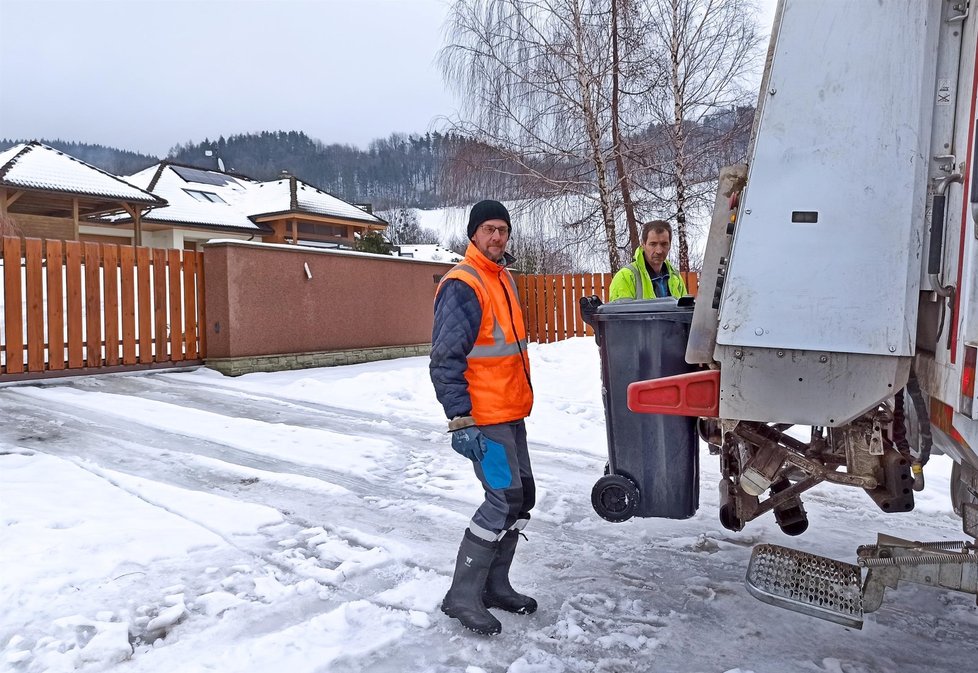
left=468, top=420, right=535, bottom=541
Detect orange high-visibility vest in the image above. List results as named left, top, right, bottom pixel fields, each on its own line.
left=437, top=243, right=533, bottom=425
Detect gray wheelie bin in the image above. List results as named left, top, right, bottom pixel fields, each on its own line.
left=583, top=297, right=699, bottom=521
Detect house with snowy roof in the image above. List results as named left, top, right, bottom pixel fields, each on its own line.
left=1, top=142, right=388, bottom=250
left=109, top=162, right=388, bottom=250
left=0, top=141, right=164, bottom=242
left=395, top=244, right=463, bottom=263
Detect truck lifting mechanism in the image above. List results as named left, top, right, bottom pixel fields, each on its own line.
left=625, top=0, right=978, bottom=628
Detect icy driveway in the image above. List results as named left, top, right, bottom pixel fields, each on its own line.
left=1, top=339, right=975, bottom=672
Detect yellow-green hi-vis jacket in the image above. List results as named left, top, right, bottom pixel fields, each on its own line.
left=608, top=246, right=687, bottom=301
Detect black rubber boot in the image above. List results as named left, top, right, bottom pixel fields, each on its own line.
left=441, top=530, right=502, bottom=635
left=483, top=530, right=537, bottom=614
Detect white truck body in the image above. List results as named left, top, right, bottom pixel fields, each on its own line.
left=678, top=0, right=978, bottom=625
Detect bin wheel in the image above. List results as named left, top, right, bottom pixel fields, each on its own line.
left=592, top=474, right=640, bottom=522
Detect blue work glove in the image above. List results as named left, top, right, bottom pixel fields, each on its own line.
left=451, top=426, right=487, bottom=461
left=448, top=416, right=488, bottom=461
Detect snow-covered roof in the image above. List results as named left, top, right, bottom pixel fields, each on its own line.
left=243, top=176, right=386, bottom=225
left=294, top=180, right=385, bottom=224
left=118, top=163, right=266, bottom=232
left=396, top=244, right=463, bottom=263
left=0, top=142, right=162, bottom=204
left=112, top=163, right=385, bottom=232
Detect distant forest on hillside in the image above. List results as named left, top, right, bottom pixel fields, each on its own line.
left=1, top=109, right=751, bottom=212
left=0, top=139, right=160, bottom=177
left=169, top=130, right=473, bottom=210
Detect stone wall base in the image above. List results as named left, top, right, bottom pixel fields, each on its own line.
left=205, top=343, right=431, bottom=377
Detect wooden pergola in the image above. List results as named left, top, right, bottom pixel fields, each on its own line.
left=0, top=142, right=166, bottom=244
left=256, top=211, right=388, bottom=247
left=0, top=185, right=164, bottom=244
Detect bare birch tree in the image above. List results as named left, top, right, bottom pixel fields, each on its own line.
left=609, top=0, right=645, bottom=251
left=441, top=0, right=626, bottom=270
left=440, top=0, right=761, bottom=272
left=640, top=0, right=761, bottom=271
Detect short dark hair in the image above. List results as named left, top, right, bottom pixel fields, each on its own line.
left=641, top=220, right=672, bottom=242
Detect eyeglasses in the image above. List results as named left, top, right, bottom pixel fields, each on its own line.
left=479, top=223, right=510, bottom=237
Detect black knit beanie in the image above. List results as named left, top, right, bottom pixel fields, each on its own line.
left=467, top=199, right=511, bottom=239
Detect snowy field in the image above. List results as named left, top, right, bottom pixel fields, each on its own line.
left=1, top=338, right=975, bottom=673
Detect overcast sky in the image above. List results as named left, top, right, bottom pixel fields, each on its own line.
left=0, top=0, right=776, bottom=158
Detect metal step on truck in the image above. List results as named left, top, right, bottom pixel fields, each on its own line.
left=626, top=0, right=978, bottom=629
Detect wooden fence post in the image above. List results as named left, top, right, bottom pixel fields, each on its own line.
left=25, top=238, right=44, bottom=372
left=103, top=244, right=120, bottom=366
left=65, top=240, right=84, bottom=369
left=46, top=239, right=65, bottom=371
left=83, top=242, right=102, bottom=368
left=3, top=237, right=24, bottom=374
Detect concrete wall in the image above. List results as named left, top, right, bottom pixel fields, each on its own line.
left=203, top=240, right=453, bottom=372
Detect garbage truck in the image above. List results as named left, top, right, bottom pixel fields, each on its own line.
left=626, top=0, right=978, bottom=628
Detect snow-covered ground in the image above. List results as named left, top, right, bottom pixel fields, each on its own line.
left=1, top=339, right=975, bottom=673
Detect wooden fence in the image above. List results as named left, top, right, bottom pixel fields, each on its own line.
left=0, top=236, right=205, bottom=381
left=517, top=271, right=699, bottom=344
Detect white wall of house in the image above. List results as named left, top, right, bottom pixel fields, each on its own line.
left=143, top=229, right=181, bottom=249
left=79, top=224, right=135, bottom=242
left=78, top=224, right=253, bottom=249
left=176, top=229, right=254, bottom=249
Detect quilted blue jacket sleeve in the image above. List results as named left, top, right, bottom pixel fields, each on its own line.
left=430, top=279, right=481, bottom=419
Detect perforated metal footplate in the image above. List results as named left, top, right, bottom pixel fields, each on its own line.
left=746, top=544, right=864, bottom=628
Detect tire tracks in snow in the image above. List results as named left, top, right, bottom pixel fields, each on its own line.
left=9, top=376, right=972, bottom=672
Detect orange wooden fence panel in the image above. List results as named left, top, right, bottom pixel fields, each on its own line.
left=137, top=247, right=153, bottom=364
left=0, top=236, right=206, bottom=379
left=84, top=242, right=102, bottom=368
left=25, top=238, right=44, bottom=372
left=103, top=244, right=120, bottom=367
left=554, top=275, right=566, bottom=342
left=517, top=271, right=697, bottom=344
left=168, top=249, right=183, bottom=362
left=151, top=248, right=167, bottom=362
left=65, top=241, right=84, bottom=369
left=3, top=237, right=24, bottom=374
left=120, top=245, right=137, bottom=366
left=183, top=252, right=198, bottom=360
left=46, top=239, right=65, bottom=371
left=195, top=251, right=206, bottom=359
left=522, top=275, right=537, bottom=344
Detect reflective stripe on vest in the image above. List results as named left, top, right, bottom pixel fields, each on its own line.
left=625, top=263, right=645, bottom=299
left=451, top=263, right=526, bottom=358
left=439, top=244, right=533, bottom=425
left=628, top=263, right=677, bottom=299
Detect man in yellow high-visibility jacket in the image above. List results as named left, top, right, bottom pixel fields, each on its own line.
left=609, top=220, right=687, bottom=301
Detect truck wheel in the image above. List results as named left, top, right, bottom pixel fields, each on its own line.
left=592, top=474, right=640, bottom=522
left=949, top=461, right=977, bottom=516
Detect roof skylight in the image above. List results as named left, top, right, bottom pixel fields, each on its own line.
left=183, top=188, right=226, bottom=204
